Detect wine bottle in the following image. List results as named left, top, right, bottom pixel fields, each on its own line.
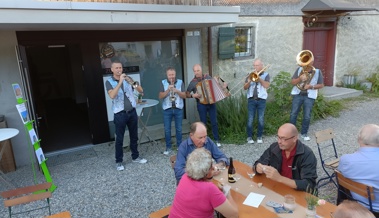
left=228, top=157, right=236, bottom=183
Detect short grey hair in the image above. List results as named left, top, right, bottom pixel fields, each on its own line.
left=358, top=124, right=379, bottom=147
left=185, top=147, right=212, bottom=180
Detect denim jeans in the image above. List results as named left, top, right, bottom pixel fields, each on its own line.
left=163, top=108, right=183, bottom=150
left=113, top=109, right=139, bottom=163
left=246, top=98, right=266, bottom=138
left=290, top=94, right=315, bottom=135
left=197, top=103, right=220, bottom=141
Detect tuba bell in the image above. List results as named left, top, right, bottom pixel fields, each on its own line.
left=295, top=50, right=315, bottom=91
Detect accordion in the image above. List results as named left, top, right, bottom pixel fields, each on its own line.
left=196, top=78, right=230, bottom=104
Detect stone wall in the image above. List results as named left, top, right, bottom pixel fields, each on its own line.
left=207, top=16, right=303, bottom=95
left=335, top=13, right=379, bottom=84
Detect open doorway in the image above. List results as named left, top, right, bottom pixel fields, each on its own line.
left=25, top=44, right=92, bottom=153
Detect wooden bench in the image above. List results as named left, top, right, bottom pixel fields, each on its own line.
left=1, top=182, right=52, bottom=218
left=149, top=205, right=171, bottom=218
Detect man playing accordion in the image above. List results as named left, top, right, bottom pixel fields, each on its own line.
left=186, top=64, right=222, bottom=147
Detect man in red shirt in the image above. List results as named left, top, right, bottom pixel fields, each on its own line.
left=253, top=123, right=317, bottom=191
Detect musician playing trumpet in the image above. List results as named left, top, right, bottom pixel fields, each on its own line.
left=290, top=50, right=324, bottom=141
left=243, top=58, right=270, bottom=144
left=159, top=67, right=186, bottom=155
left=105, top=60, right=147, bottom=170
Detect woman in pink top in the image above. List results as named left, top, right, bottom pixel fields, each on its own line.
left=169, top=148, right=238, bottom=218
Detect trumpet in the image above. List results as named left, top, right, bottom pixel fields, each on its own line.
left=123, top=74, right=139, bottom=89
left=249, top=65, right=270, bottom=82
left=169, top=78, right=176, bottom=102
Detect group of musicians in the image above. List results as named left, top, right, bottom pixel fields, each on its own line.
left=158, top=50, right=324, bottom=156
left=106, top=50, right=324, bottom=169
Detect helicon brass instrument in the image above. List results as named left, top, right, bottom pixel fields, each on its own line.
left=296, top=50, right=315, bottom=91
left=169, top=78, right=176, bottom=102
left=124, top=74, right=139, bottom=89
left=250, top=65, right=270, bottom=82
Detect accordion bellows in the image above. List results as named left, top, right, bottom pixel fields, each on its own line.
left=196, top=78, right=230, bottom=104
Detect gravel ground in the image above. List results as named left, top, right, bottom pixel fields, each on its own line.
left=1, top=97, right=378, bottom=218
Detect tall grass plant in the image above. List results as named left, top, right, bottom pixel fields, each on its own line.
left=216, top=71, right=344, bottom=144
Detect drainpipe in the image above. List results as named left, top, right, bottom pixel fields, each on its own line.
left=208, top=27, right=213, bottom=76
left=207, top=0, right=213, bottom=76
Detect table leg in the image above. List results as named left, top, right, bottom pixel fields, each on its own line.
left=0, top=143, right=16, bottom=189
left=138, top=107, right=157, bottom=147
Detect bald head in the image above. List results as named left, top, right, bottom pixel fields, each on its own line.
left=189, top=122, right=208, bottom=148
left=278, top=123, right=298, bottom=137
left=358, top=124, right=379, bottom=147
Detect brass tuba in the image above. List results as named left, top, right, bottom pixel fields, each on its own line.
left=250, top=65, right=270, bottom=82
left=296, top=50, right=315, bottom=91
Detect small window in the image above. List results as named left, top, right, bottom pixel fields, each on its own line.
left=235, top=27, right=254, bottom=58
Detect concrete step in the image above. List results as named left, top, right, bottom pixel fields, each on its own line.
left=320, top=86, right=363, bottom=101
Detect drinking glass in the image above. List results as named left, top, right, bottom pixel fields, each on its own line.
left=283, top=194, right=296, bottom=211
left=246, top=166, right=256, bottom=187
left=233, top=168, right=241, bottom=182
left=217, top=161, right=226, bottom=171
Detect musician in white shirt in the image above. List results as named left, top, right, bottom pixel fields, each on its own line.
left=243, top=59, right=270, bottom=144
left=186, top=64, right=221, bottom=147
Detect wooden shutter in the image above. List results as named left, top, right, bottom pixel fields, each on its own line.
left=218, top=27, right=235, bottom=60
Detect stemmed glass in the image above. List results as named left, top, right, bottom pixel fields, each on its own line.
left=246, top=166, right=256, bottom=187
left=232, top=168, right=241, bottom=191
left=233, top=168, right=241, bottom=182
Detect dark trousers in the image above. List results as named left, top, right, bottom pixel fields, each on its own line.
left=197, top=103, right=220, bottom=141
left=114, top=109, right=139, bottom=163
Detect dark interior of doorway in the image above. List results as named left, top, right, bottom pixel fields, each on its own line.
left=26, top=45, right=91, bottom=153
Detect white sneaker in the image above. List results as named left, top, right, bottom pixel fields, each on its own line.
left=163, top=150, right=171, bottom=156
left=116, top=163, right=124, bottom=171
left=301, top=134, right=311, bottom=141
left=247, top=137, right=254, bottom=144
left=257, top=137, right=263, bottom=144
left=132, top=157, right=147, bottom=164
left=216, top=142, right=221, bottom=147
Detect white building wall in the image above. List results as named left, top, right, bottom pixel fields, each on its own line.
left=0, top=31, right=30, bottom=167
left=210, top=16, right=304, bottom=94
left=335, top=14, right=379, bottom=84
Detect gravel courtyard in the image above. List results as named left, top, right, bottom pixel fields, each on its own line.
left=1, top=96, right=378, bottom=217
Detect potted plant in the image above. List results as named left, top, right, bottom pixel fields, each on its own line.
left=343, top=67, right=361, bottom=86
left=305, top=186, right=326, bottom=218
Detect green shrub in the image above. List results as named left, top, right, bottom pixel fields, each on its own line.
left=216, top=71, right=344, bottom=144
left=366, top=67, right=379, bottom=93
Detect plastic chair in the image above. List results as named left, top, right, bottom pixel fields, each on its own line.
left=335, top=170, right=378, bottom=217
left=314, top=128, right=339, bottom=188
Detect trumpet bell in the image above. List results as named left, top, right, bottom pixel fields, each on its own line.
left=170, top=96, right=177, bottom=102
left=132, top=81, right=139, bottom=89
left=296, top=50, right=314, bottom=67
left=250, top=72, right=259, bottom=82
